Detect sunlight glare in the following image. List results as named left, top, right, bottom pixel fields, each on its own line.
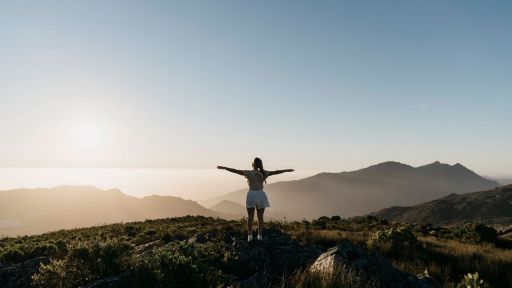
left=70, top=121, right=104, bottom=151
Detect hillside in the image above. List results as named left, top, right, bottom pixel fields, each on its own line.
left=209, top=200, right=246, bottom=214
left=1, top=216, right=511, bottom=288
left=0, top=186, right=219, bottom=236
left=495, top=178, right=512, bottom=186
left=374, top=185, right=512, bottom=225
left=209, top=200, right=287, bottom=220
left=210, top=161, right=499, bottom=218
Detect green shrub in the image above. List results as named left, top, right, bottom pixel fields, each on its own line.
left=317, top=216, right=330, bottom=221
left=161, top=232, right=173, bottom=243
left=1, top=247, right=25, bottom=263
left=55, top=239, right=68, bottom=256
left=71, top=237, right=134, bottom=277
left=29, top=243, right=58, bottom=258
left=144, top=229, right=157, bottom=236
left=313, top=220, right=327, bottom=229
left=147, top=250, right=200, bottom=288
left=32, top=259, right=67, bottom=288
left=129, top=241, right=226, bottom=287
left=124, top=225, right=139, bottom=237
left=453, top=223, right=497, bottom=243
left=32, top=237, right=135, bottom=287
left=367, top=226, right=418, bottom=251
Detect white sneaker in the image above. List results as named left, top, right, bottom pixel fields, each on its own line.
left=257, top=235, right=263, bottom=241
left=247, top=235, right=253, bottom=242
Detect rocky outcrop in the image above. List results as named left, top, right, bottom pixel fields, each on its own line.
left=310, top=241, right=439, bottom=288
left=0, top=257, right=50, bottom=288
left=224, top=228, right=323, bottom=287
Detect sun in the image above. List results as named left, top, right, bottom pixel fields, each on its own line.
left=70, top=120, right=104, bottom=151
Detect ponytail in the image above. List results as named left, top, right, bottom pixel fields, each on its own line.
left=254, top=157, right=267, bottom=184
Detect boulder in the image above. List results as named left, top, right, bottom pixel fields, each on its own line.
left=0, top=257, right=50, bottom=288
left=309, top=241, right=440, bottom=288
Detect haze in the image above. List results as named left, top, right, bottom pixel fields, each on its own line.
left=0, top=168, right=317, bottom=200
left=1, top=1, right=511, bottom=176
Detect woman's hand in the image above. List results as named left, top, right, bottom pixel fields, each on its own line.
left=267, top=169, right=294, bottom=176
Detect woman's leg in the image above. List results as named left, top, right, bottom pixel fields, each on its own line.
left=247, top=208, right=255, bottom=236
left=256, top=208, right=265, bottom=236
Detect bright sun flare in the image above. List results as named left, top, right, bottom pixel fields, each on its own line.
left=70, top=121, right=103, bottom=151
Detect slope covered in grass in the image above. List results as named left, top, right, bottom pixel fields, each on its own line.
left=374, top=185, right=512, bottom=225
left=1, top=216, right=511, bottom=287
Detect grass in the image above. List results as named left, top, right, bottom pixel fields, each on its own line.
left=1, top=215, right=511, bottom=288
left=286, top=217, right=512, bottom=288
left=281, top=265, right=379, bottom=288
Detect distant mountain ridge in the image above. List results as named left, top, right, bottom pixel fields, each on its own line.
left=1, top=161, right=501, bottom=236
left=210, top=200, right=246, bottom=215
left=0, top=186, right=220, bottom=236
left=208, top=200, right=287, bottom=220
left=210, top=161, right=499, bottom=219
left=374, top=185, right=512, bottom=225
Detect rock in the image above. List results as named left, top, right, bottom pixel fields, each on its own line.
left=83, top=272, right=130, bottom=288
left=135, top=240, right=161, bottom=254
left=187, top=232, right=209, bottom=244
left=237, top=271, right=270, bottom=288
left=309, top=241, right=440, bottom=288
left=227, top=228, right=322, bottom=287
left=0, top=257, right=50, bottom=288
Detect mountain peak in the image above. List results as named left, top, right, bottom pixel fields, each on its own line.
left=420, top=161, right=446, bottom=168
left=365, top=161, right=413, bottom=170
left=452, top=163, right=465, bottom=168
left=418, top=161, right=470, bottom=170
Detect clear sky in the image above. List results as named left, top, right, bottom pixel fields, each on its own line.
left=0, top=1, right=511, bottom=176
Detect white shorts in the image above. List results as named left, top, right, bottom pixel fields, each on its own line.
left=246, top=189, right=270, bottom=209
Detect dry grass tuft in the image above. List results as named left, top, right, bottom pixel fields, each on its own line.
left=281, top=265, right=379, bottom=288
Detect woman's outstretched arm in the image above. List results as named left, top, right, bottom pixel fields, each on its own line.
left=217, top=166, right=245, bottom=176
left=267, top=169, right=294, bottom=176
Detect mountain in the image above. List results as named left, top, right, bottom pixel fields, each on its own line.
left=210, top=200, right=246, bottom=215
left=373, top=185, right=512, bottom=225
left=0, top=186, right=219, bottom=237
left=495, top=178, right=512, bottom=186
left=209, top=200, right=287, bottom=220
left=210, top=161, right=500, bottom=219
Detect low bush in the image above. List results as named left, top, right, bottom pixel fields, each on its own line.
left=29, top=243, right=58, bottom=258
left=367, top=226, right=418, bottom=251
left=32, top=259, right=67, bottom=288
left=128, top=241, right=226, bottom=288
left=1, top=247, right=25, bottom=263
left=132, top=250, right=200, bottom=288
left=453, top=223, right=497, bottom=244
left=31, top=237, right=135, bottom=288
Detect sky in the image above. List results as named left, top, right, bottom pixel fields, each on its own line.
left=0, top=1, right=511, bottom=176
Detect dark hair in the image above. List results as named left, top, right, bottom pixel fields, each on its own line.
left=253, top=157, right=267, bottom=183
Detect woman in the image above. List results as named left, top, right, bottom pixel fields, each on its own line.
left=217, top=157, right=294, bottom=242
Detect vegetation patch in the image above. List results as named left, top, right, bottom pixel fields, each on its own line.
left=1, top=216, right=511, bottom=288
left=452, top=223, right=498, bottom=244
